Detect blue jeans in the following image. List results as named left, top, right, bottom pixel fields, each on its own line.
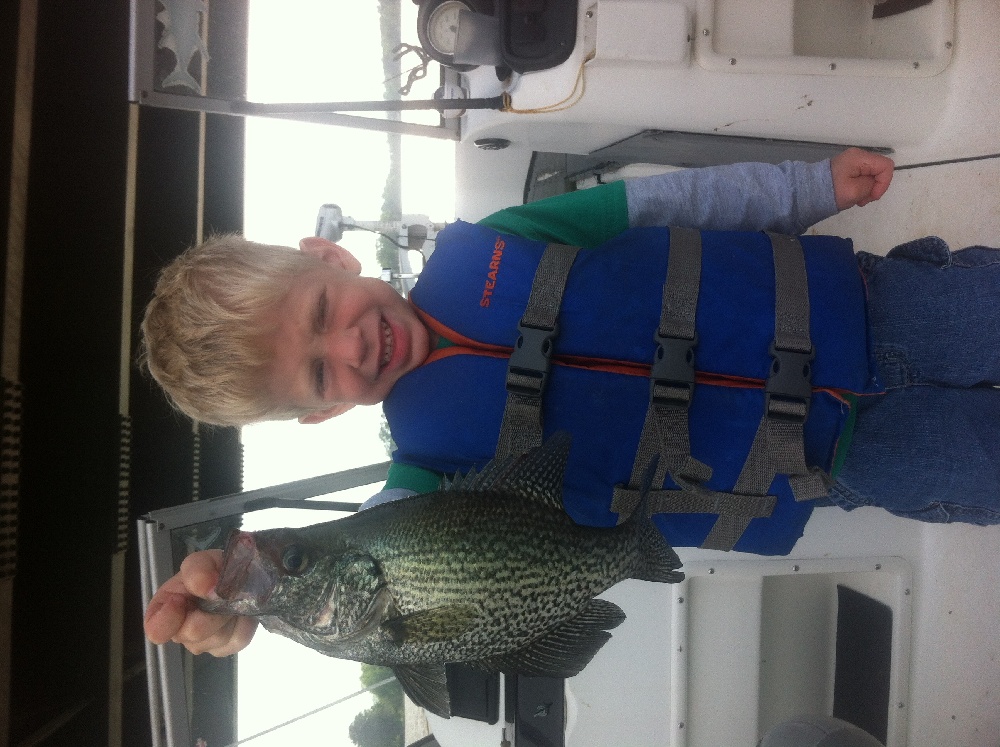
left=827, top=238, right=1000, bottom=524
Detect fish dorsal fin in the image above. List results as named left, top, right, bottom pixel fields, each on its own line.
left=448, top=432, right=572, bottom=512
left=392, top=663, right=451, bottom=718
left=472, top=597, right=625, bottom=678
left=440, top=466, right=479, bottom=492
left=381, top=604, right=481, bottom=645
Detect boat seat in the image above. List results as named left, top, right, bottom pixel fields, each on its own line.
left=759, top=714, right=884, bottom=747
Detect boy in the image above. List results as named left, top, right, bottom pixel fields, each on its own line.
left=143, top=148, right=999, bottom=657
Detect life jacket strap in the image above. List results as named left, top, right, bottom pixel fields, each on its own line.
left=701, top=232, right=830, bottom=551
left=613, top=231, right=830, bottom=551
left=495, top=231, right=831, bottom=552
left=495, top=242, right=580, bottom=459
left=612, top=226, right=712, bottom=522
left=614, top=477, right=778, bottom=520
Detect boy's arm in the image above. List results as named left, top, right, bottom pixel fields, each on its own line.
left=627, top=148, right=893, bottom=234
left=626, top=158, right=837, bottom=236
left=366, top=460, right=443, bottom=506
left=478, top=181, right=629, bottom=248
left=829, top=147, right=894, bottom=209
left=482, top=149, right=892, bottom=246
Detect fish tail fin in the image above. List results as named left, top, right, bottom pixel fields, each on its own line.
left=629, top=454, right=685, bottom=584
left=161, top=67, right=204, bottom=94
left=632, top=522, right=684, bottom=583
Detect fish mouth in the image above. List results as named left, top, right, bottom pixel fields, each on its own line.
left=304, top=581, right=338, bottom=632
left=214, top=531, right=279, bottom=611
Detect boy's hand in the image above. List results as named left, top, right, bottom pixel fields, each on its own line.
left=143, top=549, right=258, bottom=657
left=830, top=147, right=895, bottom=211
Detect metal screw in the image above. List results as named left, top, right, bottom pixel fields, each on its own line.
left=792, top=565, right=800, bottom=572
left=708, top=567, right=715, bottom=574
left=912, top=61, right=920, bottom=69
left=904, top=588, right=911, bottom=595
left=875, top=563, right=882, bottom=570
left=586, top=9, right=593, bottom=18
left=829, top=63, right=837, bottom=70
left=946, top=41, right=953, bottom=49
left=678, top=596, right=685, bottom=603
left=702, top=28, right=710, bottom=36
left=729, top=58, right=737, bottom=65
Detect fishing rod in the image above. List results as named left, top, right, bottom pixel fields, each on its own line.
left=214, top=676, right=398, bottom=747
left=895, top=152, right=1000, bottom=170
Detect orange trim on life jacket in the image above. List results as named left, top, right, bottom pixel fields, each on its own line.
left=412, top=299, right=856, bottom=406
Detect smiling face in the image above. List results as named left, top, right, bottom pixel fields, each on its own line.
left=261, top=237, right=433, bottom=423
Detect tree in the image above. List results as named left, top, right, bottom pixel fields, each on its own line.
left=379, top=413, right=395, bottom=457
left=349, top=701, right=403, bottom=747
left=349, top=665, right=405, bottom=747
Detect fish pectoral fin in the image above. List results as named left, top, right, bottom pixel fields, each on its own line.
left=381, top=604, right=481, bottom=645
left=474, top=598, right=626, bottom=678
left=392, top=664, right=451, bottom=719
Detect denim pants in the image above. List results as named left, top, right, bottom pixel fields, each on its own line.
left=827, top=238, right=1000, bottom=524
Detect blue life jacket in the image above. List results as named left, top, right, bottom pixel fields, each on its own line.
left=383, top=220, right=879, bottom=555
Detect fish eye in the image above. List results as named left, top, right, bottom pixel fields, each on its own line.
left=281, top=545, right=310, bottom=574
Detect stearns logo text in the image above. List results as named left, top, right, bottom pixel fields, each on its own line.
left=479, top=237, right=505, bottom=307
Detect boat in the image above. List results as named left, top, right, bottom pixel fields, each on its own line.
left=134, top=1, right=1000, bottom=745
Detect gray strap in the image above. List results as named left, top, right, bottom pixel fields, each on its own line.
left=520, top=242, right=581, bottom=330
left=612, top=227, right=711, bottom=522
left=660, top=226, right=702, bottom=341
left=701, top=232, right=827, bottom=552
left=495, top=243, right=580, bottom=459
left=614, top=479, right=777, bottom=520
left=769, top=232, right=813, bottom=354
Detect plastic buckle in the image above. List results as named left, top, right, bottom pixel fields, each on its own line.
left=765, top=341, right=815, bottom=421
left=650, top=331, right=697, bottom=406
left=506, top=321, right=556, bottom=397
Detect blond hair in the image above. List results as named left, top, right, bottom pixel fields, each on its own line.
left=138, top=233, right=326, bottom=426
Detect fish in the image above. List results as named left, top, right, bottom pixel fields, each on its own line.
left=156, top=0, right=210, bottom=94
left=201, top=432, right=683, bottom=718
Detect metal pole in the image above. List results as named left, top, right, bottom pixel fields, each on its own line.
left=231, top=95, right=506, bottom=115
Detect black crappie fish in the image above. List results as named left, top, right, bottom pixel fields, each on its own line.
left=202, top=433, right=683, bottom=717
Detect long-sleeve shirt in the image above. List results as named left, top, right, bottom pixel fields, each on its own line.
left=376, top=158, right=841, bottom=499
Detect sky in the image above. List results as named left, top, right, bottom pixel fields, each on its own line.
left=229, top=2, right=456, bottom=744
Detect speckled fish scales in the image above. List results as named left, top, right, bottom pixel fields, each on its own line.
left=203, top=432, right=684, bottom=717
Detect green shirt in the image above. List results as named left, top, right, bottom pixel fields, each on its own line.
left=478, top=181, right=630, bottom=247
